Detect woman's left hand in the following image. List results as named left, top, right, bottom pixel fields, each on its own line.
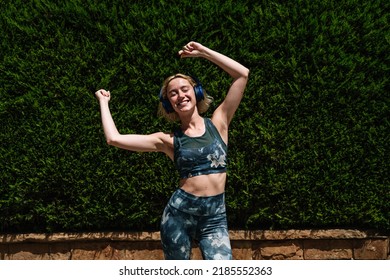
left=178, top=41, right=205, bottom=58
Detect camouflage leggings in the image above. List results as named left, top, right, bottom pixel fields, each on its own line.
left=160, top=188, right=232, bottom=260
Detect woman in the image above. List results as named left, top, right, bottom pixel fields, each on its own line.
left=95, top=41, right=249, bottom=259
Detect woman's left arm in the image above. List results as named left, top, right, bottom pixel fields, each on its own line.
left=179, top=42, right=249, bottom=129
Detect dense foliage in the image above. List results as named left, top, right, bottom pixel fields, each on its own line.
left=1, top=0, right=388, bottom=233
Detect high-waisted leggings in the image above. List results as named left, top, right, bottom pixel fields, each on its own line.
left=160, top=188, right=232, bottom=260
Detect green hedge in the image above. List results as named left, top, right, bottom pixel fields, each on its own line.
left=1, top=0, right=388, bottom=233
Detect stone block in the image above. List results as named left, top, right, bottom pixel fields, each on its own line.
left=353, top=239, right=388, bottom=260
left=118, top=241, right=164, bottom=260
left=70, top=241, right=114, bottom=260
left=7, top=243, right=50, bottom=260
left=232, top=240, right=253, bottom=260
left=49, top=242, right=72, bottom=260
left=304, top=240, right=353, bottom=260
left=0, top=244, right=8, bottom=260
left=252, top=241, right=304, bottom=260
left=190, top=245, right=203, bottom=260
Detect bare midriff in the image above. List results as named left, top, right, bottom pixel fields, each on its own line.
left=179, top=172, right=226, bottom=197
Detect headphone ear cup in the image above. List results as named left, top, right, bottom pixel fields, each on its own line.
left=194, top=84, right=204, bottom=102
left=191, top=76, right=204, bottom=102
left=162, top=99, right=174, bottom=113
left=159, top=88, right=174, bottom=113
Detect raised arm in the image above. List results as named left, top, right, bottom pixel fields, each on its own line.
left=179, top=42, right=249, bottom=129
left=95, top=89, right=173, bottom=158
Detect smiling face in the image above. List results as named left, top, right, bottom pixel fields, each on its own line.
left=166, top=77, right=197, bottom=113
left=158, top=73, right=213, bottom=122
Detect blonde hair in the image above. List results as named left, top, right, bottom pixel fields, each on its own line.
left=157, top=73, right=213, bottom=122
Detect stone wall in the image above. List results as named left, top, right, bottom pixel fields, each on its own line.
left=1, top=229, right=389, bottom=260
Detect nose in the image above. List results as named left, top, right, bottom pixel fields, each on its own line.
left=178, top=90, right=186, bottom=98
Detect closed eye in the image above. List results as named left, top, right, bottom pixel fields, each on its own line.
left=181, top=86, right=190, bottom=92
left=168, top=90, right=178, bottom=97
left=168, top=86, right=190, bottom=97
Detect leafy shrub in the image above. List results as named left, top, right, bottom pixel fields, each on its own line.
left=1, top=0, right=388, bottom=233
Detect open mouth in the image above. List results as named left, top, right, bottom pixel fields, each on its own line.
left=176, top=100, right=189, bottom=107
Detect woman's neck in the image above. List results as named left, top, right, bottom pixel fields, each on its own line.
left=180, top=114, right=205, bottom=137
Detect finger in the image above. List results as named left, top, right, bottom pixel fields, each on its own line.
left=185, top=44, right=194, bottom=52
left=96, top=89, right=109, bottom=97
left=178, top=50, right=191, bottom=58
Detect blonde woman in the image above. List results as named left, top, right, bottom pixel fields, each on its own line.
left=95, top=41, right=249, bottom=259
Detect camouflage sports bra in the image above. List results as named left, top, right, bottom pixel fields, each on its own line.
left=174, top=118, right=228, bottom=179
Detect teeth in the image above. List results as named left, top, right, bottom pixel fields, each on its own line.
left=178, top=100, right=189, bottom=106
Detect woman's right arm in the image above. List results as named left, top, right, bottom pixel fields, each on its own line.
left=95, top=89, right=173, bottom=157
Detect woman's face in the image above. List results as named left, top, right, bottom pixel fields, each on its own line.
left=166, top=78, right=196, bottom=113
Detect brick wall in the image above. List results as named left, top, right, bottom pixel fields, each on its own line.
left=1, top=229, right=389, bottom=260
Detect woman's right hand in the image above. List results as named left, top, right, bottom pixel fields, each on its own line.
left=95, top=89, right=111, bottom=102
